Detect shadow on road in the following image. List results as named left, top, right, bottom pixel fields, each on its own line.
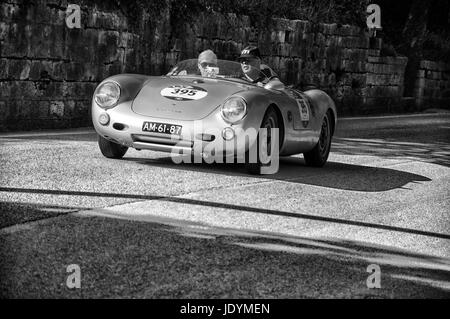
left=332, top=137, right=450, bottom=167
left=1, top=210, right=449, bottom=298
left=1, top=191, right=448, bottom=240
left=124, top=156, right=431, bottom=192
left=0, top=202, right=82, bottom=228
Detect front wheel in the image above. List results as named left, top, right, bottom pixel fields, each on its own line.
left=303, top=111, right=332, bottom=167
left=98, top=135, right=128, bottom=159
left=246, top=107, right=280, bottom=175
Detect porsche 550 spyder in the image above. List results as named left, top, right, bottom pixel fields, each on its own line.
left=92, top=59, right=337, bottom=174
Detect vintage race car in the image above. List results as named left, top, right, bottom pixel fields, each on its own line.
left=92, top=59, right=337, bottom=174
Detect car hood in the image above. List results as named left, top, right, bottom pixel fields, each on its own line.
left=131, top=76, right=250, bottom=120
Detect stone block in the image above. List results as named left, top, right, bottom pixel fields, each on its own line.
left=6, top=99, right=18, bottom=119
left=32, top=24, right=55, bottom=58
left=50, top=100, right=64, bottom=118
left=367, top=73, right=402, bottom=86
left=48, top=27, right=66, bottom=59
left=0, top=3, right=20, bottom=23
left=428, top=71, right=442, bottom=80
left=276, top=30, right=285, bottom=43
left=368, top=49, right=380, bottom=57
left=0, top=100, right=8, bottom=119
left=65, top=62, right=84, bottom=81
left=339, top=24, right=361, bottom=37
left=19, top=60, right=31, bottom=80
left=39, top=100, right=49, bottom=118
left=17, top=99, right=33, bottom=119
left=3, top=23, right=29, bottom=57
left=322, top=23, right=337, bottom=35
left=29, top=61, right=41, bottom=81
left=0, top=59, right=9, bottom=79
left=0, top=81, right=11, bottom=97
left=368, top=56, right=407, bottom=65
left=7, top=59, right=29, bottom=80
left=420, top=60, right=435, bottom=70
left=64, top=100, right=76, bottom=117
left=75, top=100, right=89, bottom=118
left=0, top=21, right=9, bottom=40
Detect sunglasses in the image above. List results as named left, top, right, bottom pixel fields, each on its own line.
left=240, top=58, right=258, bottom=65
left=200, top=62, right=217, bottom=68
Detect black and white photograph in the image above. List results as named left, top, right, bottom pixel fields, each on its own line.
left=0, top=0, right=449, bottom=304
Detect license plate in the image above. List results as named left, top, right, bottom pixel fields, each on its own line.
left=142, top=122, right=182, bottom=136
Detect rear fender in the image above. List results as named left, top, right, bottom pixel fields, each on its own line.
left=303, top=89, right=337, bottom=135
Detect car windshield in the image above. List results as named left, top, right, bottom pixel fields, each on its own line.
left=166, top=59, right=269, bottom=83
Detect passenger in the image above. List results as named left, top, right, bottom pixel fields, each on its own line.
left=238, top=45, right=284, bottom=89
left=197, top=49, right=218, bottom=77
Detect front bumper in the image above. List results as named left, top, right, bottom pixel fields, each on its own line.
left=92, top=100, right=256, bottom=158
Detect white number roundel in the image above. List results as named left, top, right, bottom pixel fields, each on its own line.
left=161, top=85, right=208, bottom=101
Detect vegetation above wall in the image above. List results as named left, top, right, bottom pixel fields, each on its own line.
left=173, top=0, right=369, bottom=27
left=377, top=0, right=449, bottom=63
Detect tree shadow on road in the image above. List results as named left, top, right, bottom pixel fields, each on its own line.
left=1, top=210, right=449, bottom=298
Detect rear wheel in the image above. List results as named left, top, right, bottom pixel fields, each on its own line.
left=98, top=135, right=128, bottom=159
left=303, top=111, right=332, bottom=167
left=246, top=107, right=280, bottom=174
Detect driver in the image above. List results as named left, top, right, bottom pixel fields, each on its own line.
left=238, top=46, right=284, bottom=89
left=197, top=49, right=218, bottom=77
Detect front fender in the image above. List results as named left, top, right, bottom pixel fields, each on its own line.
left=94, top=74, right=153, bottom=106
left=233, top=88, right=290, bottom=153
left=238, top=88, right=288, bottom=128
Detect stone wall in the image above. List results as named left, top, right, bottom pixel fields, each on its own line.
left=164, top=13, right=410, bottom=114
left=1, top=4, right=449, bottom=131
left=414, top=60, right=450, bottom=109
left=0, top=0, right=166, bottom=131
left=365, top=55, right=408, bottom=113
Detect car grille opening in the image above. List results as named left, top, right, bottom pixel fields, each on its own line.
left=113, top=123, right=126, bottom=131
left=132, top=134, right=193, bottom=148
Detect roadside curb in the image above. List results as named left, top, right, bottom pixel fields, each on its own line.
left=340, top=112, right=450, bottom=121
left=0, top=113, right=449, bottom=137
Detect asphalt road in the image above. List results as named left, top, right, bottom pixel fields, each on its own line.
left=0, top=113, right=449, bottom=298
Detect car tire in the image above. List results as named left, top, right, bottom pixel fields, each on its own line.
left=303, top=110, right=332, bottom=167
left=246, top=107, right=280, bottom=175
left=98, top=134, right=128, bottom=159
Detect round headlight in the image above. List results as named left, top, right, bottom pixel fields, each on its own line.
left=94, top=81, right=121, bottom=108
left=221, top=97, right=247, bottom=123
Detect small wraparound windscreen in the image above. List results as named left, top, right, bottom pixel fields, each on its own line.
left=166, top=59, right=268, bottom=83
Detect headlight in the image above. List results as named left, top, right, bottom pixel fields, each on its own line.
left=94, top=81, right=121, bottom=108
left=221, top=97, right=247, bottom=123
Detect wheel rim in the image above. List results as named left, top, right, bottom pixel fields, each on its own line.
left=318, top=115, right=330, bottom=158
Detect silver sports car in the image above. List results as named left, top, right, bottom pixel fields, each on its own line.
left=92, top=59, right=337, bottom=174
